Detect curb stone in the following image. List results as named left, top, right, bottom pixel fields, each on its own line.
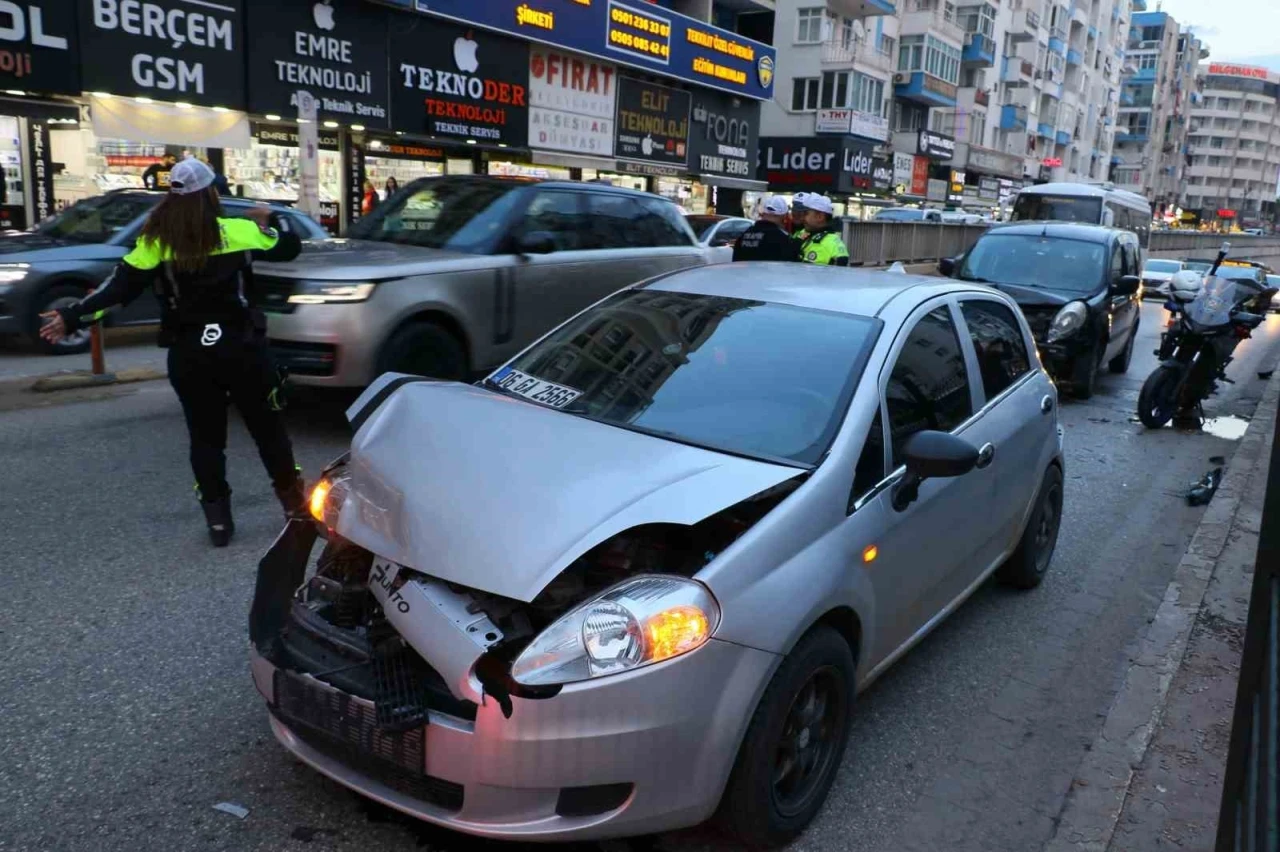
left=1042, top=367, right=1280, bottom=852
left=28, top=367, right=167, bottom=393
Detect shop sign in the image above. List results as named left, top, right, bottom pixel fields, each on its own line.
left=296, top=90, right=321, bottom=222
left=252, top=121, right=340, bottom=151
left=1207, top=63, right=1269, bottom=81
left=0, top=204, right=25, bottom=230
left=246, top=0, right=391, bottom=129
left=616, top=159, right=684, bottom=177
left=910, top=154, right=929, bottom=196
left=966, top=145, right=1021, bottom=178
left=870, top=157, right=892, bottom=191
left=528, top=47, right=616, bottom=156
left=386, top=0, right=776, bottom=101
left=687, top=88, right=757, bottom=180
left=917, top=129, right=956, bottom=160
left=926, top=177, right=946, bottom=202
left=615, top=76, right=689, bottom=168
left=27, top=120, right=53, bottom=223
left=344, top=135, right=365, bottom=230
left=948, top=169, right=965, bottom=203
left=367, top=138, right=447, bottom=161
left=978, top=176, right=999, bottom=201
left=1217, top=208, right=1236, bottom=219
left=389, top=14, right=529, bottom=147
left=78, top=0, right=245, bottom=108
left=893, top=152, right=914, bottom=188
left=0, top=0, right=79, bottom=95
left=1042, top=156, right=1063, bottom=167
left=816, top=108, right=851, bottom=134
left=836, top=137, right=876, bottom=193
left=759, top=135, right=841, bottom=191
left=849, top=110, right=888, bottom=142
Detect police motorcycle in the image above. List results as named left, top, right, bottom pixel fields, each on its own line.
left=1137, top=242, right=1276, bottom=429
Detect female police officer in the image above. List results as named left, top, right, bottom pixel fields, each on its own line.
left=40, top=157, right=306, bottom=547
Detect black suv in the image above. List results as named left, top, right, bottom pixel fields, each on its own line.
left=939, top=222, right=1142, bottom=398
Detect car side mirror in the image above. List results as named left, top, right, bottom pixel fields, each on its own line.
left=938, top=256, right=957, bottom=277
left=892, top=431, right=980, bottom=512
left=516, top=231, right=557, bottom=255
left=1111, top=274, right=1141, bottom=296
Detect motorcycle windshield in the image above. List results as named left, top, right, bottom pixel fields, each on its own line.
left=1184, top=275, right=1239, bottom=328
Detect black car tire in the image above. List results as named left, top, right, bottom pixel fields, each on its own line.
left=717, top=625, right=854, bottom=849
left=1138, top=364, right=1182, bottom=429
left=998, top=465, right=1063, bottom=590
left=1071, top=347, right=1100, bottom=399
left=33, top=284, right=92, bottom=355
left=1108, top=322, right=1139, bottom=374
left=377, top=321, right=468, bottom=381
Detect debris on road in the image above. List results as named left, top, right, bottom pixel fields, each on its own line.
left=1185, top=467, right=1223, bottom=506
left=212, top=802, right=250, bottom=820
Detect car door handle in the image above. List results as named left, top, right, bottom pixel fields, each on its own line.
left=975, top=443, right=995, bottom=469
left=1041, top=395, right=1054, bottom=414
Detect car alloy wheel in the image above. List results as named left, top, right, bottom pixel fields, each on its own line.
left=1032, top=475, right=1062, bottom=575
left=773, top=665, right=845, bottom=818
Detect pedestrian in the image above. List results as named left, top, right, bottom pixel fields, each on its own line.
left=384, top=176, right=399, bottom=198
left=361, top=179, right=379, bottom=216
left=142, top=153, right=177, bottom=190
left=38, top=157, right=307, bottom=547
left=788, top=192, right=809, bottom=241
left=732, top=197, right=802, bottom=262
left=798, top=195, right=851, bottom=267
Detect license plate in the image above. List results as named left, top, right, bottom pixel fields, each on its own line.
left=490, top=367, right=582, bottom=409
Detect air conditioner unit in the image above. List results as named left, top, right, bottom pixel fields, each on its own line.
left=894, top=72, right=907, bottom=83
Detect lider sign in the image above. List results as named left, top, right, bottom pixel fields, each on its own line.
left=386, top=0, right=775, bottom=100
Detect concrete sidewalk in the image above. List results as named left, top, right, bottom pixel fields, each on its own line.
left=1045, top=372, right=1280, bottom=852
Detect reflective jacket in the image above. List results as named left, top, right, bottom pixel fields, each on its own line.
left=57, top=214, right=302, bottom=343
left=800, top=229, right=850, bottom=266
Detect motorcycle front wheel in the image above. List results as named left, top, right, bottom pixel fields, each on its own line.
left=1138, top=365, right=1182, bottom=428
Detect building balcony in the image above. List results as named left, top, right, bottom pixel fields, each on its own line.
left=1000, top=103, right=1029, bottom=130
left=1000, top=56, right=1035, bottom=86
left=894, top=70, right=959, bottom=107
left=1133, top=0, right=1147, bottom=10
left=1049, top=35, right=1067, bottom=57
left=1088, top=24, right=1098, bottom=39
left=1056, top=129, right=1072, bottom=146
left=900, top=0, right=966, bottom=45
left=962, top=33, right=996, bottom=67
left=1067, top=48, right=1083, bottom=66
left=1072, top=4, right=1089, bottom=27
left=1009, top=7, right=1042, bottom=41
left=1132, top=67, right=1156, bottom=82
left=1115, top=129, right=1150, bottom=144
left=827, top=0, right=898, bottom=19
left=1037, top=122, right=1055, bottom=139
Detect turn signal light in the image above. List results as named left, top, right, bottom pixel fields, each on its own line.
left=309, top=480, right=331, bottom=523
left=863, top=545, right=879, bottom=564
left=645, top=606, right=711, bottom=663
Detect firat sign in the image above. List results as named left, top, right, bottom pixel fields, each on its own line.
left=1208, top=63, right=1269, bottom=80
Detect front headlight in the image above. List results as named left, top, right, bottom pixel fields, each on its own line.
left=1046, top=301, right=1088, bottom=343
left=309, top=465, right=352, bottom=528
left=0, top=263, right=30, bottom=287
left=288, top=281, right=376, bottom=305
left=511, top=575, right=721, bottom=687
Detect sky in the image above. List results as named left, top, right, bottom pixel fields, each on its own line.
left=1151, top=0, right=1280, bottom=71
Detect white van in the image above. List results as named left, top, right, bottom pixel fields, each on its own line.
left=1010, top=182, right=1152, bottom=251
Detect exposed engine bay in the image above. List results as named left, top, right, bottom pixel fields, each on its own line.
left=256, top=474, right=804, bottom=722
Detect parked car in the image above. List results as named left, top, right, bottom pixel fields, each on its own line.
left=686, top=214, right=753, bottom=263
left=258, top=176, right=710, bottom=387
left=0, top=190, right=329, bottom=354
left=1140, top=258, right=1185, bottom=298
left=939, top=222, right=1143, bottom=398
left=939, top=210, right=986, bottom=225
left=1269, top=275, right=1280, bottom=312
left=250, top=262, right=1065, bottom=847
left=874, top=207, right=942, bottom=223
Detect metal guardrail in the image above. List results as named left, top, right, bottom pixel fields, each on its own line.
left=1216, top=391, right=1279, bottom=851
left=840, top=221, right=1280, bottom=266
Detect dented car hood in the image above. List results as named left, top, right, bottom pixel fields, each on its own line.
left=336, top=380, right=801, bottom=603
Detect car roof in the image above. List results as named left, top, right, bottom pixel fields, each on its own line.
left=106, top=189, right=300, bottom=212
left=985, top=221, right=1124, bottom=243
left=408, top=173, right=673, bottom=203
left=642, top=261, right=996, bottom=318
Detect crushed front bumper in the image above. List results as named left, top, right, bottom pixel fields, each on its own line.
left=249, top=523, right=779, bottom=842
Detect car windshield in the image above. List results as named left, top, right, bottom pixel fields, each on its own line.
left=959, top=234, right=1106, bottom=293
left=876, top=209, right=923, bottom=221
left=1143, top=260, right=1181, bottom=274
left=1215, top=266, right=1265, bottom=285
left=1011, top=194, right=1103, bottom=224
left=35, top=193, right=159, bottom=243
left=347, top=178, right=525, bottom=252
left=491, top=289, right=881, bottom=466
left=685, top=215, right=723, bottom=240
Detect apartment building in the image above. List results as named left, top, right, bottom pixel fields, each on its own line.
left=762, top=0, right=1130, bottom=214
left=1185, top=62, right=1280, bottom=228
left=1110, top=11, right=1206, bottom=212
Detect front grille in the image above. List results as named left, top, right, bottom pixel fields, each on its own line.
left=256, top=275, right=298, bottom=314
left=272, top=670, right=465, bottom=812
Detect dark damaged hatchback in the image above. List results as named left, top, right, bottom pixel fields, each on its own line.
left=940, top=222, right=1143, bottom=398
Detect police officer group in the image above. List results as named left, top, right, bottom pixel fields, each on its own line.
left=731, top=192, right=850, bottom=266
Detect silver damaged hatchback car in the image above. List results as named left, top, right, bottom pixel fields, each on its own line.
left=248, top=263, right=1066, bottom=846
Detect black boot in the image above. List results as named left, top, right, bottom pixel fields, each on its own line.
left=201, top=496, right=235, bottom=547
left=274, top=476, right=308, bottom=520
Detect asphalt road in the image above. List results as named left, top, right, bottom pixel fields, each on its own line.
left=3, top=302, right=1279, bottom=852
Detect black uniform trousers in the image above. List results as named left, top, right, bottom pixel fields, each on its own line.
left=167, top=324, right=297, bottom=502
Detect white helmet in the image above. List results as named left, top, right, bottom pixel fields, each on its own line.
left=1170, top=269, right=1203, bottom=302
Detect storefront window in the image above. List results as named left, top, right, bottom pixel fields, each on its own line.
left=655, top=177, right=710, bottom=215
